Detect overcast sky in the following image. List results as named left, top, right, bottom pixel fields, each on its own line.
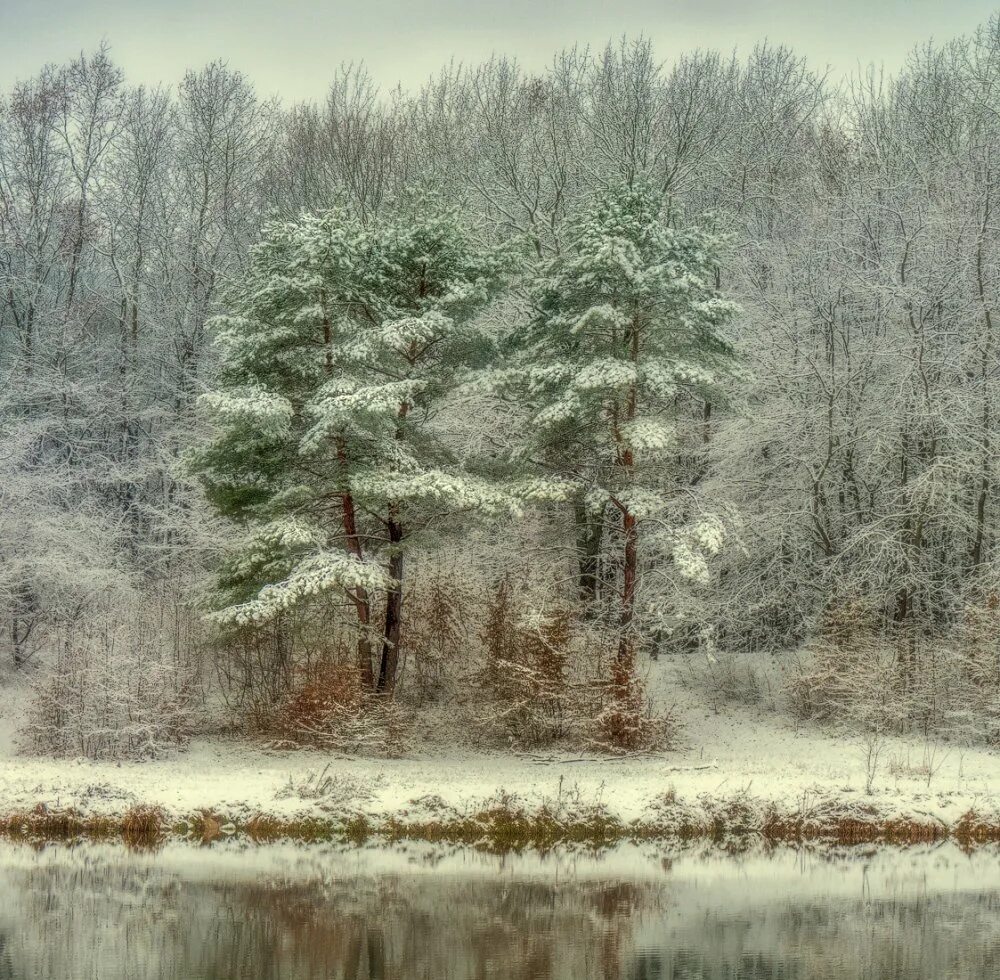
left=2, top=0, right=998, bottom=102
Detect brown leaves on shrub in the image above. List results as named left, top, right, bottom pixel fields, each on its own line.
left=273, top=661, right=404, bottom=756
left=476, top=577, right=671, bottom=753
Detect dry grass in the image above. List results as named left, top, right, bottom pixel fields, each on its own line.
left=0, top=795, right=990, bottom=850
left=953, top=809, right=1000, bottom=847
left=382, top=789, right=626, bottom=851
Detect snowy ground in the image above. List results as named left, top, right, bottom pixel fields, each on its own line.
left=0, top=656, right=997, bottom=832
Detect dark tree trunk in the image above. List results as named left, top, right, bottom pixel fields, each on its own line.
left=972, top=204, right=993, bottom=570
left=337, top=439, right=374, bottom=691
left=617, top=505, right=638, bottom=663
left=574, top=497, right=603, bottom=606
left=324, top=299, right=375, bottom=691
left=616, top=315, right=640, bottom=663
left=376, top=399, right=411, bottom=695
left=377, top=511, right=404, bottom=695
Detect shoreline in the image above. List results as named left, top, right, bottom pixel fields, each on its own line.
left=1, top=785, right=998, bottom=850
left=4, top=657, right=1000, bottom=853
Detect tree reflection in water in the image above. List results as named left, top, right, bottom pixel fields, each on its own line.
left=0, top=842, right=998, bottom=979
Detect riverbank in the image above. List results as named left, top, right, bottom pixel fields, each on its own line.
left=1, top=654, right=999, bottom=848
left=1, top=778, right=998, bottom=849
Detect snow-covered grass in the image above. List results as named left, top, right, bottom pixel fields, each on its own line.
left=0, top=655, right=998, bottom=845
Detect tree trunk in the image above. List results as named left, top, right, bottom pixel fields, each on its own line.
left=617, top=504, right=638, bottom=663
left=376, top=399, right=411, bottom=695
left=616, top=315, right=640, bottom=663
left=574, top=497, right=603, bottom=606
left=337, top=438, right=374, bottom=691
left=972, top=195, right=993, bottom=570
left=377, top=511, right=404, bottom=695
left=324, top=298, right=375, bottom=691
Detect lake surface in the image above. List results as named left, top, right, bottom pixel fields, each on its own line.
left=0, top=840, right=998, bottom=979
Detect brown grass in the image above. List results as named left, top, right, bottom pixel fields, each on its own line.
left=953, top=809, right=1000, bottom=847
left=0, top=798, right=990, bottom=850
left=121, top=805, right=167, bottom=847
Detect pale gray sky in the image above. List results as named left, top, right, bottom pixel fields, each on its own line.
left=1, top=0, right=998, bottom=101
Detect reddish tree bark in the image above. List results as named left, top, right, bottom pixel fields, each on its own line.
left=325, top=299, right=374, bottom=690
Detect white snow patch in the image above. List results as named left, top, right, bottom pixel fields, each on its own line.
left=0, top=656, right=995, bottom=829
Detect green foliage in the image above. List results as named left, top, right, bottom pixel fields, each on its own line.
left=493, top=183, right=740, bottom=632
left=507, top=183, right=739, bottom=481
left=191, top=197, right=514, bottom=624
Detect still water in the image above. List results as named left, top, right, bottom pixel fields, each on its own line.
left=0, top=840, right=998, bottom=979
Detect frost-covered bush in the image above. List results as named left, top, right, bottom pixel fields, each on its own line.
left=784, top=641, right=900, bottom=729
left=476, top=580, right=574, bottom=747
left=783, top=594, right=1000, bottom=744
left=273, top=661, right=405, bottom=756
left=591, top=648, right=672, bottom=753
left=212, top=604, right=359, bottom=729
left=679, top=649, right=777, bottom=712
left=21, top=604, right=202, bottom=760
left=473, top=576, right=672, bottom=752
left=400, top=569, right=477, bottom=703
left=276, top=765, right=382, bottom=808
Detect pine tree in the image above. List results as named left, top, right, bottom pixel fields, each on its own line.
left=194, top=199, right=511, bottom=695
left=500, top=184, right=739, bottom=664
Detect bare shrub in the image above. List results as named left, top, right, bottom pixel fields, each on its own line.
left=861, top=728, right=886, bottom=795
left=784, top=600, right=902, bottom=730
left=953, top=590, right=1000, bottom=742
left=474, top=577, right=671, bottom=752
left=591, top=648, right=671, bottom=753
left=785, top=594, right=1000, bottom=744
left=273, top=661, right=404, bottom=756
left=784, top=639, right=900, bottom=728
left=400, top=571, right=475, bottom=702
left=680, top=650, right=774, bottom=711
left=276, top=764, right=381, bottom=808
left=22, top=601, right=201, bottom=760
left=476, top=578, right=573, bottom=747
left=213, top=606, right=357, bottom=729
left=886, top=738, right=949, bottom=786
left=212, top=617, right=298, bottom=729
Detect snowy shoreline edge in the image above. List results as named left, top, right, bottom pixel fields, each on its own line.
left=1, top=785, right=997, bottom=849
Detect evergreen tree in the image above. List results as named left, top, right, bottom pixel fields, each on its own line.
left=194, top=200, right=511, bottom=694
left=500, top=184, right=739, bottom=664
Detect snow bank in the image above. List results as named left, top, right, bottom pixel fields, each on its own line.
left=0, top=657, right=997, bottom=842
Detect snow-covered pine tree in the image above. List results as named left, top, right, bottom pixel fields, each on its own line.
left=192, top=208, right=388, bottom=689
left=311, top=199, right=513, bottom=692
left=195, top=199, right=512, bottom=696
left=501, top=184, right=739, bottom=667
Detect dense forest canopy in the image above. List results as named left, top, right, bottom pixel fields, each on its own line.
left=6, top=16, right=1000, bottom=755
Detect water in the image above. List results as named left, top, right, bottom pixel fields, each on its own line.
left=0, top=840, right=998, bottom=979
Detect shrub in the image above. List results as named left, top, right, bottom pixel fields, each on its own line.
left=213, top=606, right=357, bottom=729
left=21, top=603, right=200, bottom=760
left=474, top=577, right=671, bottom=752
left=276, top=764, right=381, bottom=808
left=476, top=578, right=573, bottom=747
left=785, top=593, right=1000, bottom=743
left=400, top=570, right=474, bottom=702
left=273, top=661, right=404, bottom=755
left=591, top=648, right=671, bottom=753
left=679, top=650, right=774, bottom=711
